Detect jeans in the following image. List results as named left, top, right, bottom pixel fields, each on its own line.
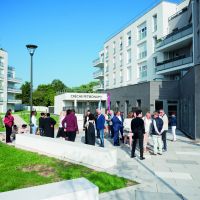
left=113, top=130, right=119, bottom=145
left=162, top=131, right=167, bottom=150
left=99, top=129, right=104, bottom=147
left=172, top=126, right=176, bottom=141
left=31, top=126, right=37, bottom=135
left=152, top=135, right=162, bottom=154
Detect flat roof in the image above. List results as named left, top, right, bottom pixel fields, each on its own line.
left=104, top=0, right=180, bottom=43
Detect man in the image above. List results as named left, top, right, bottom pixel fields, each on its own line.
left=94, top=108, right=100, bottom=139
left=159, top=109, right=168, bottom=151
left=111, top=111, right=123, bottom=146
left=44, top=113, right=56, bottom=138
left=152, top=112, right=164, bottom=155
left=96, top=109, right=105, bottom=147
left=131, top=110, right=145, bottom=160
left=39, top=112, right=45, bottom=136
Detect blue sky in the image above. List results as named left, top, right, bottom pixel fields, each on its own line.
left=0, top=0, right=180, bottom=88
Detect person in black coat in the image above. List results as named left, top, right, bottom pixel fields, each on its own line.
left=84, top=110, right=91, bottom=144
left=131, top=110, right=145, bottom=160
left=86, top=113, right=96, bottom=145
left=39, top=113, right=45, bottom=136
left=44, top=113, right=56, bottom=138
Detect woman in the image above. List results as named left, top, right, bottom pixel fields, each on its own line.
left=3, top=109, right=14, bottom=143
left=31, top=111, right=37, bottom=134
left=86, top=113, right=96, bottom=145
left=123, top=112, right=133, bottom=148
left=56, top=111, right=66, bottom=138
left=170, top=112, right=177, bottom=141
left=83, top=110, right=90, bottom=144
left=143, top=112, right=152, bottom=152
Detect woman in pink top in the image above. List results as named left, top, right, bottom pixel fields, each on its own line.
left=3, top=109, right=14, bottom=143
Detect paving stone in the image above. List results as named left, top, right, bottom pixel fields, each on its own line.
left=166, top=159, right=198, bottom=165
left=154, top=172, right=192, bottom=180
left=135, top=191, right=183, bottom=200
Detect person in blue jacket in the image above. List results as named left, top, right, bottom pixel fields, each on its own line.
left=112, top=111, right=123, bottom=146
left=170, top=112, right=177, bottom=141
left=96, top=109, right=105, bottom=147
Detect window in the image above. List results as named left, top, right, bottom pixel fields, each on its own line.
left=127, top=66, right=132, bottom=81
left=127, top=49, right=131, bottom=64
left=153, top=36, right=157, bottom=52
left=105, top=61, right=109, bottom=72
left=138, top=42, right=147, bottom=59
left=138, top=61, right=147, bottom=78
left=113, top=72, right=116, bottom=85
left=119, top=53, right=123, bottom=67
left=153, top=57, right=157, bottom=73
left=136, top=99, right=141, bottom=108
left=138, top=22, right=147, bottom=40
left=119, top=37, right=123, bottom=50
left=113, top=42, right=116, bottom=55
left=0, top=57, right=4, bottom=67
left=127, top=31, right=131, bottom=46
left=105, top=46, right=109, bottom=58
left=152, top=14, right=157, bottom=32
left=105, top=75, right=109, bottom=87
left=113, top=57, right=116, bottom=69
left=120, top=70, right=123, bottom=83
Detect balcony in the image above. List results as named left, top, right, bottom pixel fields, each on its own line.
left=7, top=99, right=22, bottom=104
left=93, top=84, right=104, bottom=91
left=0, top=74, right=4, bottom=79
left=0, top=98, right=3, bottom=103
left=7, top=87, right=22, bottom=94
left=8, top=66, right=15, bottom=71
left=93, top=69, right=104, bottom=79
left=92, top=58, right=104, bottom=68
left=0, top=62, right=4, bottom=69
left=7, top=75, right=22, bottom=83
left=156, top=24, right=193, bottom=51
left=156, top=55, right=193, bottom=74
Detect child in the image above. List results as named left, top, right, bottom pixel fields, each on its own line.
left=11, top=125, right=18, bottom=141
left=20, top=124, right=28, bottom=134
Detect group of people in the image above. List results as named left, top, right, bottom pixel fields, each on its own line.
left=83, top=108, right=177, bottom=160
left=3, top=109, right=28, bottom=143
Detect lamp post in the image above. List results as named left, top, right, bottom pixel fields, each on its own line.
left=26, top=44, right=38, bottom=133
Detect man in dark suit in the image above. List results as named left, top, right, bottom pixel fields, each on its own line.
left=131, top=110, right=145, bottom=160
left=44, top=113, right=56, bottom=138
left=39, top=112, right=45, bottom=136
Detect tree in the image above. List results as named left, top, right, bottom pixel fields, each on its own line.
left=16, top=82, right=30, bottom=104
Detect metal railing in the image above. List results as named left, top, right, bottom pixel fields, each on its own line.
left=7, top=99, right=22, bottom=104
left=93, top=69, right=104, bottom=79
left=156, top=24, right=193, bottom=49
left=92, top=58, right=104, bottom=67
left=156, top=55, right=193, bottom=72
left=93, top=84, right=104, bottom=91
left=7, top=87, right=22, bottom=93
left=7, top=75, right=22, bottom=82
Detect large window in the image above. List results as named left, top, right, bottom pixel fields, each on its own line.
left=105, top=46, right=109, bottom=58
left=138, top=42, right=147, bottom=59
left=105, top=75, right=109, bottom=87
left=113, top=57, right=116, bottom=70
left=113, top=72, right=116, bottom=85
left=105, top=61, right=109, bottom=72
left=119, top=53, right=123, bottom=67
left=138, top=62, right=147, bottom=78
left=153, top=36, right=157, bottom=52
left=152, top=14, right=157, bottom=32
left=113, top=41, right=116, bottom=55
left=138, top=22, right=147, bottom=40
left=127, top=31, right=131, bottom=46
left=119, top=37, right=123, bottom=51
left=120, top=70, right=123, bottom=83
left=127, top=49, right=131, bottom=64
left=127, top=66, right=132, bottom=81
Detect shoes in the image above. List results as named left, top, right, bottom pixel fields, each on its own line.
left=163, top=149, right=167, bottom=152
left=131, top=155, right=136, bottom=158
left=158, top=153, right=162, bottom=155
left=140, top=157, right=145, bottom=160
left=114, top=143, right=120, bottom=146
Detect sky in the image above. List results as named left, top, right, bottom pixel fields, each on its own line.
left=0, top=0, right=181, bottom=88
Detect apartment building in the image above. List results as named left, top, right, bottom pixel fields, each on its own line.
left=92, top=0, right=200, bottom=139
left=0, top=48, right=22, bottom=113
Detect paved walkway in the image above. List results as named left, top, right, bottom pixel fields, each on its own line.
left=74, top=130, right=200, bottom=200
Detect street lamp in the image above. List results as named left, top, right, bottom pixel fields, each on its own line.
left=26, top=44, right=38, bottom=133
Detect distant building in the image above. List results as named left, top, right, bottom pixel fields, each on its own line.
left=0, top=48, right=22, bottom=112
left=92, top=0, right=200, bottom=139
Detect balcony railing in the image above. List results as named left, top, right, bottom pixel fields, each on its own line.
left=156, top=24, right=193, bottom=49
left=156, top=55, right=193, bottom=72
left=93, top=84, right=104, bottom=91
left=140, top=71, right=147, bottom=78
left=7, top=87, right=22, bottom=93
left=0, top=62, right=4, bottom=68
left=92, top=58, right=104, bottom=67
left=7, top=99, right=22, bottom=104
left=0, top=98, right=3, bottom=102
left=93, top=70, right=104, bottom=79
left=8, top=66, right=15, bottom=71
left=0, top=74, right=4, bottom=79
left=7, top=75, right=22, bottom=83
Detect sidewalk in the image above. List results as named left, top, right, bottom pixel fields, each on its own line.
left=75, top=130, right=200, bottom=200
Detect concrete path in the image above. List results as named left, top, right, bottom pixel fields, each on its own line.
left=74, top=130, right=200, bottom=200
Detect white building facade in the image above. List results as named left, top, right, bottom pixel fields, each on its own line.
left=0, top=48, right=22, bottom=113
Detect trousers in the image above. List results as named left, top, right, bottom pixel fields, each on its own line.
left=131, top=135, right=144, bottom=158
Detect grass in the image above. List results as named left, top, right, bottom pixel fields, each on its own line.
left=0, top=115, right=5, bottom=132
left=0, top=142, right=137, bottom=193
left=15, top=111, right=59, bottom=128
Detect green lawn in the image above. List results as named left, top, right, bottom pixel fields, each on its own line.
left=15, top=111, right=59, bottom=128
left=0, top=115, right=5, bottom=132
left=0, top=142, right=137, bottom=193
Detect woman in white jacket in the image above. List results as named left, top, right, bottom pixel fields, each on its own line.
left=31, top=111, right=38, bottom=134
